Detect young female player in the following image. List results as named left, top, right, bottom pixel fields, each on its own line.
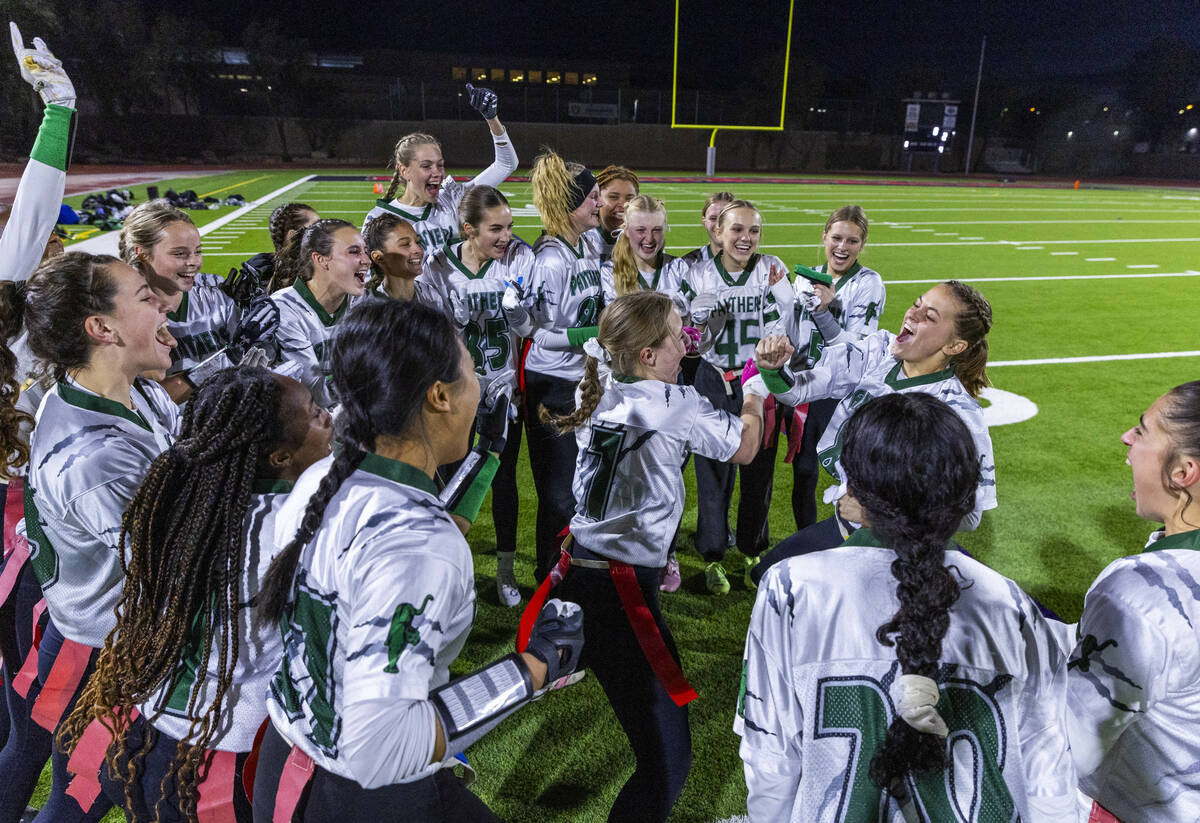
left=588, top=165, right=640, bottom=261
left=271, top=218, right=371, bottom=408
left=232, top=202, right=320, bottom=297
left=737, top=392, right=1077, bottom=821
left=599, top=195, right=689, bottom=303
left=773, top=205, right=886, bottom=530
left=675, top=200, right=788, bottom=594
left=424, top=186, right=535, bottom=606
left=679, top=191, right=734, bottom=266
left=120, top=200, right=278, bottom=402
left=251, top=298, right=582, bottom=822
left=747, top=280, right=996, bottom=583
left=362, top=84, right=517, bottom=250
left=540, top=290, right=763, bottom=822
left=1067, top=381, right=1200, bottom=822
left=2, top=252, right=179, bottom=822
left=361, top=214, right=444, bottom=308
left=58, top=367, right=332, bottom=823
left=519, top=149, right=604, bottom=581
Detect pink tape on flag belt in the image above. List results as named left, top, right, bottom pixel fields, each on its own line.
left=65, top=708, right=138, bottom=809
left=31, top=636, right=94, bottom=731
left=12, top=639, right=39, bottom=697
left=0, top=478, right=28, bottom=608
left=197, top=749, right=239, bottom=823
left=273, top=745, right=315, bottom=823
left=516, top=532, right=572, bottom=654
left=783, top=403, right=809, bottom=464
left=1089, top=802, right=1121, bottom=823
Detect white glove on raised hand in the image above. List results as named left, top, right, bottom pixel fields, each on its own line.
left=799, top=288, right=822, bottom=314
left=10, top=23, right=74, bottom=108
left=690, top=293, right=729, bottom=331
left=502, top=275, right=533, bottom=337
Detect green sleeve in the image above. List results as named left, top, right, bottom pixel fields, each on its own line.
left=30, top=104, right=76, bottom=172
left=566, top=326, right=599, bottom=346
left=450, top=452, right=501, bottom=523
left=757, top=366, right=791, bottom=395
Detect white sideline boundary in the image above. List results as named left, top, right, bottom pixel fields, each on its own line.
left=991, top=351, right=1200, bottom=367
left=883, top=271, right=1200, bottom=284
left=68, top=174, right=316, bottom=257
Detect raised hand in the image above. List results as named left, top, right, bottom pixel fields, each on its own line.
left=465, top=82, right=499, bottom=120
left=10, top=22, right=74, bottom=107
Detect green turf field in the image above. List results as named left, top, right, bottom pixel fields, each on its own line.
left=36, top=170, right=1200, bottom=821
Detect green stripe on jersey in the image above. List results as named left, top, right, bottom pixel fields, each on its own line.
left=293, top=279, right=348, bottom=327
left=56, top=381, right=151, bottom=431
left=883, top=361, right=955, bottom=390
left=356, top=450, right=439, bottom=496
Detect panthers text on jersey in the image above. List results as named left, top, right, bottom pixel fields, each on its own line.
left=522, top=233, right=605, bottom=382
left=165, top=273, right=239, bottom=375
left=677, top=252, right=785, bottom=372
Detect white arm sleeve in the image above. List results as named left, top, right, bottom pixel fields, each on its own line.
left=340, top=696, right=439, bottom=789
left=0, top=105, right=70, bottom=283
left=774, top=339, right=869, bottom=407
left=466, top=129, right=518, bottom=190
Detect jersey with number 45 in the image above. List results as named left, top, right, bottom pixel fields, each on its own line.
left=424, top=240, right=533, bottom=387
left=569, top=371, right=742, bottom=568
left=522, top=233, right=604, bottom=381
left=737, top=530, right=1079, bottom=823
left=678, top=252, right=784, bottom=371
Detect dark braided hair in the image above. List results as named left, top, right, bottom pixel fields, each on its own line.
left=270, top=218, right=355, bottom=291
left=259, top=298, right=464, bottom=623
left=268, top=202, right=318, bottom=254
left=0, top=281, right=34, bottom=475
left=1160, top=381, right=1200, bottom=526
left=60, top=366, right=297, bottom=822
left=836, top=393, right=978, bottom=791
left=362, top=213, right=409, bottom=291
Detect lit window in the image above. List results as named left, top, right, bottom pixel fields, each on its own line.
left=452, top=67, right=467, bottom=80
left=546, top=71, right=561, bottom=84
left=529, top=70, right=543, bottom=83
left=565, top=72, right=579, bottom=85
left=583, top=73, right=597, bottom=85
left=510, top=69, right=524, bottom=82
left=491, top=68, right=505, bottom=82
left=473, top=68, right=486, bottom=81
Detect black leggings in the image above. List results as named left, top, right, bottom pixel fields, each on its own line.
left=0, top=561, right=49, bottom=823
left=557, top=557, right=692, bottom=823
left=790, top=397, right=838, bottom=531
left=251, top=725, right=497, bottom=823
left=523, top=370, right=580, bottom=580
left=492, top=415, right=524, bottom=556
left=750, top=514, right=846, bottom=586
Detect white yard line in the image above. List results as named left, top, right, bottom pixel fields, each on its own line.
left=991, top=351, right=1200, bottom=367
left=1086, top=257, right=1116, bottom=261
left=884, top=271, right=1199, bottom=284
left=1127, top=264, right=1159, bottom=268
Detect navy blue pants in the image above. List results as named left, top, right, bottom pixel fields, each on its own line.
left=790, top=397, right=838, bottom=531
left=492, top=415, right=523, bottom=557
left=251, top=724, right=497, bottom=823
left=557, top=553, right=692, bottom=822
left=523, top=370, right=580, bottom=581
left=0, top=560, right=48, bottom=823
left=750, top=514, right=846, bottom=586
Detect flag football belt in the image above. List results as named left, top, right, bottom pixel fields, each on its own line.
left=517, top=533, right=698, bottom=707
left=0, top=478, right=29, bottom=611
left=720, top=367, right=739, bottom=396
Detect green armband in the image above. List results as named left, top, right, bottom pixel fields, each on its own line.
left=450, top=452, right=501, bottom=523
left=30, top=104, right=76, bottom=172
left=758, top=366, right=792, bottom=395
left=567, top=326, right=599, bottom=347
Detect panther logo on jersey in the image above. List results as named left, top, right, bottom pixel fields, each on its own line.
left=384, top=594, right=435, bottom=673
left=1067, top=634, right=1120, bottom=674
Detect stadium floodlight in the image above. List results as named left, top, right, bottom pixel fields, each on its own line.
left=671, top=0, right=795, bottom=176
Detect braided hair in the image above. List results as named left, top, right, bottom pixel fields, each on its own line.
left=943, top=280, right=992, bottom=398
left=0, top=281, right=33, bottom=475
left=836, top=392, right=978, bottom=790
left=60, top=366, right=297, bottom=821
left=258, top=298, right=464, bottom=624
left=271, top=218, right=355, bottom=291
left=268, top=202, right=318, bottom=254
left=383, top=133, right=442, bottom=202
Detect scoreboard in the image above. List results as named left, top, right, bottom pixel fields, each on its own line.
left=902, top=96, right=960, bottom=154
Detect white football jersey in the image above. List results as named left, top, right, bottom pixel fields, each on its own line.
left=737, top=530, right=1079, bottom=823
left=585, top=226, right=620, bottom=263
left=166, top=273, right=240, bottom=375
left=522, top=233, right=605, bottom=381
left=599, top=253, right=690, bottom=304
left=272, top=280, right=348, bottom=409
left=266, top=452, right=475, bottom=787
left=677, top=252, right=785, bottom=372
left=569, top=371, right=742, bottom=568
left=0, top=103, right=69, bottom=285
left=679, top=244, right=715, bottom=268
left=24, top=378, right=179, bottom=647
left=424, top=240, right=534, bottom=387
left=784, top=262, right=886, bottom=363
left=771, top=330, right=997, bottom=520
left=1067, top=527, right=1200, bottom=823
left=141, top=481, right=293, bottom=751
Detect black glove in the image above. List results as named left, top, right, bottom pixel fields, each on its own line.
left=465, top=82, right=498, bottom=119
left=222, top=252, right=274, bottom=307
left=232, top=293, right=280, bottom=354
left=475, top=390, right=510, bottom=455
left=525, top=598, right=583, bottom=684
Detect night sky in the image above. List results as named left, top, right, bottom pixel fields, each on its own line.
left=165, top=0, right=1200, bottom=92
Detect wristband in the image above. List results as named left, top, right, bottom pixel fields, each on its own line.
left=430, top=653, right=534, bottom=756
left=758, top=366, right=792, bottom=395
left=566, top=325, right=599, bottom=347
left=441, top=450, right=500, bottom=524
left=30, top=104, right=75, bottom=172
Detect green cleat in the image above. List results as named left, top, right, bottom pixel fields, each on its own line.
left=705, top=561, right=730, bottom=595
left=743, top=555, right=760, bottom=589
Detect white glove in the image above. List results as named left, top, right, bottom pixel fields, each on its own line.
left=10, top=23, right=74, bottom=108
left=690, top=293, right=729, bottom=332
left=799, top=288, right=822, bottom=314
left=480, top=369, right=515, bottom=414
left=238, top=346, right=270, bottom=369
left=448, top=289, right=470, bottom=328
left=502, top=276, right=533, bottom=337
left=769, top=275, right=796, bottom=311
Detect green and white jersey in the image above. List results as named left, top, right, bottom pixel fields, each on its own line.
left=523, top=233, right=604, bottom=381
left=584, top=226, right=620, bottom=263
left=785, top=262, right=886, bottom=364
left=273, top=280, right=347, bottom=409
left=141, top=481, right=293, bottom=752
left=737, top=529, right=1078, bottom=823
left=361, top=130, right=519, bottom=249
left=677, top=252, right=785, bottom=371
left=679, top=244, right=715, bottom=268
left=570, top=371, right=742, bottom=568
left=769, top=330, right=997, bottom=519
left=357, top=280, right=448, bottom=315
left=23, top=378, right=179, bottom=647
left=1067, top=528, right=1200, bottom=823
left=165, top=273, right=239, bottom=375
left=599, top=253, right=690, bottom=304
left=266, top=452, right=475, bottom=787
left=424, top=240, right=533, bottom=390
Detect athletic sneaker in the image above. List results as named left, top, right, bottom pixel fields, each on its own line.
left=660, top=551, right=681, bottom=593
left=743, top=555, right=760, bottom=589
left=496, top=571, right=521, bottom=607
left=705, top=561, right=730, bottom=596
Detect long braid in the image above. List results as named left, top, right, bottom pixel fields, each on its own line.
left=60, top=367, right=290, bottom=822
left=0, top=281, right=33, bottom=475
left=540, top=355, right=603, bottom=433
left=944, top=280, right=992, bottom=398
left=833, top=392, right=978, bottom=791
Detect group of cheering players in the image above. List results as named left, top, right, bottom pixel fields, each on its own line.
left=2, top=23, right=1200, bottom=823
